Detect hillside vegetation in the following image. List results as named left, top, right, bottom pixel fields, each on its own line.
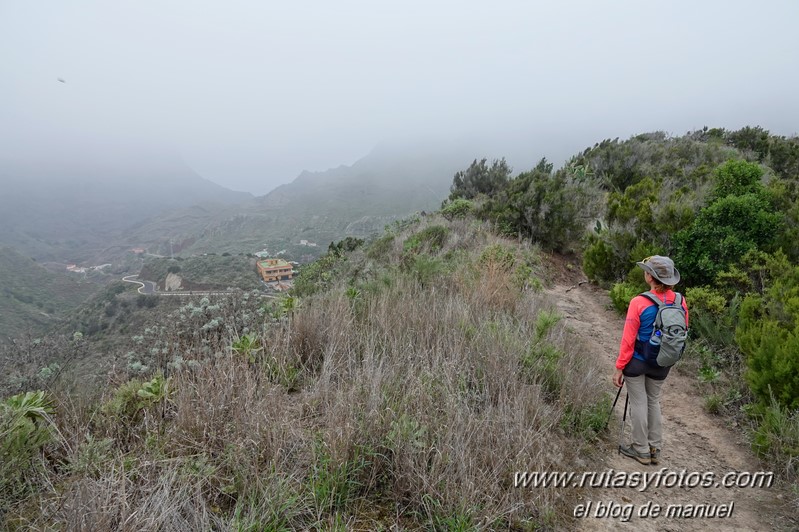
left=0, top=247, right=98, bottom=341
left=117, top=144, right=465, bottom=260
left=0, top=216, right=610, bottom=529
left=443, top=126, right=799, bottom=489
left=139, top=253, right=262, bottom=291
left=2, top=125, right=798, bottom=528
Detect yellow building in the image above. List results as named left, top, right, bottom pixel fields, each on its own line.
left=257, top=258, right=293, bottom=282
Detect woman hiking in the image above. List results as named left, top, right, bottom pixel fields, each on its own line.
left=613, top=255, right=689, bottom=465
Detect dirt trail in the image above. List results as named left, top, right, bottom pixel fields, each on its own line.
left=545, top=282, right=792, bottom=531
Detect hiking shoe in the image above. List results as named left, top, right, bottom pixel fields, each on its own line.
left=619, top=445, right=651, bottom=465
left=650, top=447, right=660, bottom=465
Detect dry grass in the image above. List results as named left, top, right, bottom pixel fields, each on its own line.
left=3, top=217, right=608, bottom=530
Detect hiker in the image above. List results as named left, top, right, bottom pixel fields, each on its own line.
left=612, top=255, right=689, bottom=465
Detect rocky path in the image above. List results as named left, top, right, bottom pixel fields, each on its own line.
left=545, top=282, right=792, bottom=531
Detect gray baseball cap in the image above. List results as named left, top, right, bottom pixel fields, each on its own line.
left=636, top=255, right=681, bottom=285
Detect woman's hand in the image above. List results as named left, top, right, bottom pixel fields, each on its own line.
left=613, top=368, right=624, bottom=388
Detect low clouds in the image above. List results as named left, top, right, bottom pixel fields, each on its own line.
left=1, top=1, right=798, bottom=194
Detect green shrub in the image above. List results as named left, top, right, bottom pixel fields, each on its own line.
left=675, top=160, right=781, bottom=286
left=710, top=159, right=765, bottom=200
left=534, top=309, right=562, bottom=341
left=478, top=244, right=516, bottom=271
left=609, top=283, right=640, bottom=314
left=441, top=198, right=474, bottom=220
left=449, top=158, right=512, bottom=200
left=676, top=193, right=781, bottom=285
left=685, top=286, right=727, bottom=316
left=520, top=342, right=563, bottom=401
left=607, top=176, right=658, bottom=231
left=738, top=313, right=799, bottom=409
left=704, top=394, right=723, bottom=415
left=366, top=234, right=394, bottom=260
left=307, top=439, right=371, bottom=515
left=0, top=391, right=54, bottom=511
left=232, top=334, right=262, bottom=363
left=582, top=236, right=617, bottom=284
left=559, top=396, right=612, bottom=439
left=292, top=253, right=341, bottom=297
left=751, top=397, right=799, bottom=478
left=684, top=286, right=737, bottom=346
left=736, top=253, right=799, bottom=409
left=328, top=237, right=364, bottom=256
left=403, top=225, right=450, bottom=254
left=406, top=255, right=447, bottom=287
left=101, top=376, right=169, bottom=421
left=582, top=231, right=655, bottom=286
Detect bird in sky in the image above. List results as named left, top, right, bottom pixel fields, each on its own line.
left=57, top=78, right=66, bottom=83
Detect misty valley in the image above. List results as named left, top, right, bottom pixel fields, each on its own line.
left=2, top=127, right=798, bottom=529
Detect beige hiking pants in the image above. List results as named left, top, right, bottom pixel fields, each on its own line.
left=624, top=374, right=665, bottom=455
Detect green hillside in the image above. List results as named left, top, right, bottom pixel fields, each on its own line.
left=0, top=213, right=612, bottom=529
left=116, top=144, right=469, bottom=260
left=2, top=126, right=798, bottom=528
left=0, top=247, right=98, bottom=340
left=445, top=125, right=799, bottom=497
left=139, top=253, right=263, bottom=291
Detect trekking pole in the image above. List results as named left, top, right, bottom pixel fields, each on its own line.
left=618, top=388, right=629, bottom=454
left=603, top=381, right=624, bottom=430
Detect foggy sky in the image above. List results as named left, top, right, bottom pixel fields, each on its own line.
left=2, top=1, right=798, bottom=195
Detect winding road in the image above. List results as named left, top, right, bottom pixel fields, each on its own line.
left=121, top=275, right=157, bottom=294
left=121, top=275, right=276, bottom=298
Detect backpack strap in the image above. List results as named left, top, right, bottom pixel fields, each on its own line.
left=635, top=292, right=666, bottom=362
left=639, top=291, right=664, bottom=308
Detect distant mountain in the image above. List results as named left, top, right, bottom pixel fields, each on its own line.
left=0, top=154, right=252, bottom=262
left=120, top=143, right=473, bottom=259
left=0, top=247, right=98, bottom=341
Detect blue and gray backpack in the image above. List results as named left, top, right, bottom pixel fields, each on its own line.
left=634, top=291, right=689, bottom=367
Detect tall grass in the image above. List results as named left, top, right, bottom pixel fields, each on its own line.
left=2, top=216, right=609, bottom=530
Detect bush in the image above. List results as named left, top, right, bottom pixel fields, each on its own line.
left=449, top=158, right=512, bottom=200
left=405, top=255, right=447, bottom=287
left=710, top=159, right=765, bottom=199
left=736, top=253, right=799, bottom=409
left=328, top=237, right=364, bottom=256
left=560, top=396, right=612, bottom=440
left=441, top=198, right=473, bottom=220
left=478, top=244, right=515, bottom=271
left=685, top=286, right=726, bottom=315
left=676, top=193, right=782, bottom=286
left=751, top=397, right=799, bottom=479
left=0, top=391, right=54, bottom=512
left=609, top=283, right=641, bottom=314
left=582, top=235, right=618, bottom=284
left=738, top=313, right=799, bottom=409
left=675, top=160, right=781, bottom=286
left=366, top=234, right=394, bottom=261
left=607, top=177, right=658, bottom=229
left=582, top=231, right=657, bottom=286
left=403, top=225, right=450, bottom=254
left=684, top=287, right=738, bottom=347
